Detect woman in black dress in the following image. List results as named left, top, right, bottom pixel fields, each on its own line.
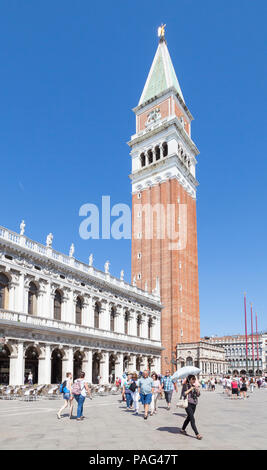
left=180, top=374, right=203, bottom=440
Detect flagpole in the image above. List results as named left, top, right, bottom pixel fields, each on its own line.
left=256, top=312, right=259, bottom=374
left=251, top=303, right=254, bottom=376
left=244, top=293, right=248, bottom=374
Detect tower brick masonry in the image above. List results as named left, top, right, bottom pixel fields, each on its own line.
left=129, top=34, right=200, bottom=370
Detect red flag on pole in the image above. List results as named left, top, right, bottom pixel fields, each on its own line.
left=256, top=312, right=259, bottom=362
left=251, top=303, right=254, bottom=361
left=244, top=293, right=248, bottom=359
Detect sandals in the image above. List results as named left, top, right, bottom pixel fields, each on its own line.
left=196, top=434, right=203, bottom=440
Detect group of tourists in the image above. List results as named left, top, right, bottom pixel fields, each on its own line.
left=56, top=366, right=267, bottom=441
left=120, top=369, right=203, bottom=440
left=57, top=371, right=92, bottom=421
left=221, top=375, right=267, bottom=399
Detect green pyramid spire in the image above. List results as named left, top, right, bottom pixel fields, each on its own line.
left=139, top=38, right=184, bottom=106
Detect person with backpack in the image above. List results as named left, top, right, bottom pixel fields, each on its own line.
left=129, top=372, right=139, bottom=414
left=57, top=372, right=73, bottom=419
left=122, top=373, right=133, bottom=410
left=72, top=371, right=92, bottom=421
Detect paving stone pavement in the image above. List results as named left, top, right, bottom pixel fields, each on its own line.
left=0, top=386, right=266, bottom=450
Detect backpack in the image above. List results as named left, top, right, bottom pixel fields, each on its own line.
left=71, top=380, right=82, bottom=395
left=129, top=381, right=137, bottom=393
left=60, top=380, right=67, bottom=393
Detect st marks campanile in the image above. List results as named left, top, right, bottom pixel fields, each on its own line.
left=129, top=28, right=200, bottom=370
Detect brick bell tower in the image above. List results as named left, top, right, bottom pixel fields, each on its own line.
left=129, top=27, right=200, bottom=371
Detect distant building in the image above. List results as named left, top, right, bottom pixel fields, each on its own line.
left=176, top=340, right=227, bottom=377
left=208, top=334, right=266, bottom=376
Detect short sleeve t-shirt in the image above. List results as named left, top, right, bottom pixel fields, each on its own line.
left=152, top=379, right=161, bottom=392
left=123, top=379, right=132, bottom=393
left=138, top=377, right=153, bottom=395
left=75, top=379, right=87, bottom=397
left=231, top=381, right=238, bottom=389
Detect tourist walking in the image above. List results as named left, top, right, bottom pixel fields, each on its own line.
left=57, top=372, right=73, bottom=419
left=249, top=377, right=254, bottom=393
left=226, top=376, right=232, bottom=397
left=231, top=378, right=239, bottom=400
left=150, top=372, right=162, bottom=415
left=210, top=377, right=215, bottom=391
left=129, top=373, right=139, bottom=414
left=256, top=377, right=261, bottom=389
left=180, top=374, right=202, bottom=440
left=161, top=369, right=178, bottom=410
left=122, top=373, right=133, bottom=410
left=72, top=371, right=92, bottom=421
left=138, top=370, right=154, bottom=420
left=240, top=377, right=248, bottom=399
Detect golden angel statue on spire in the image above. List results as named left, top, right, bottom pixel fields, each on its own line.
left=157, top=24, right=166, bottom=39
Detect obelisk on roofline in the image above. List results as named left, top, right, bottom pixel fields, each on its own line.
left=129, top=25, right=201, bottom=370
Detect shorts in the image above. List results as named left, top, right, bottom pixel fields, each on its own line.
left=139, top=393, right=152, bottom=405
left=232, top=388, right=238, bottom=395
left=164, top=390, right=173, bottom=403
left=63, top=393, right=71, bottom=400
left=240, top=386, right=247, bottom=392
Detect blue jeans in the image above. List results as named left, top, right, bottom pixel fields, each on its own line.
left=74, top=394, right=85, bottom=418
left=125, top=392, right=133, bottom=408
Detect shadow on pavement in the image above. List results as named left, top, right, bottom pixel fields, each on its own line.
left=156, top=426, right=196, bottom=439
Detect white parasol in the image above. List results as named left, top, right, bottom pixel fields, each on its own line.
left=172, top=366, right=201, bottom=381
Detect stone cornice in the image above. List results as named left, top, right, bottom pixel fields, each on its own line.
left=128, top=115, right=199, bottom=157
left=0, top=314, right=163, bottom=354
left=130, top=153, right=198, bottom=188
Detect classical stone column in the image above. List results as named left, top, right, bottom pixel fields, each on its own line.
left=142, top=315, right=148, bottom=339
left=115, top=305, right=123, bottom=333
left=69, top=291, right=76, bottom=324
left=62, top=289, right=71, bottom=323
left=8, top=280, right=18, bottom=311
left=9, top=341, right=25, bottom=385
left=128, top=354, right=136, bottom=372
left=38, top=344, right=51, bottom=384
left=159, top=143, right=163, bottom=159
left=139, top=355, right=146, bottom=372
left=17, top=272, right=25, bottom=313
left=62, top=347, right=74, bottom=379
left=155, top=317, right=161, bottom=341
left=82, top=295, right=91, bottom=327
left=49, top=283, right=55, bottom=319
left=100, top=300, right=109, bottom=331
left=115, top=352, right=123, bottom=379
left=128, top=310, right=136, bottom=336
left=99, top=351, right=109, bottom=384
left=83, top=349, right=92, bottom=383
left=155, top=356, right=161, bottom=374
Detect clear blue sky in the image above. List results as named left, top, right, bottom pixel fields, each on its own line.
left=1, top=1, right=266, bottom=336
